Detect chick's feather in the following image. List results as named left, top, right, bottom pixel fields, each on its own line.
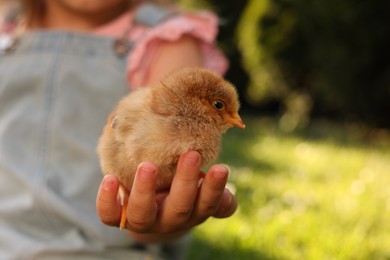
left=97, top=67, right=244, bottom=192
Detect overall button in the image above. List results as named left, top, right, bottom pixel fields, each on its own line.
left=113, top=38, right=134, bottom=57
left=0, top=35, right=18, bottom=54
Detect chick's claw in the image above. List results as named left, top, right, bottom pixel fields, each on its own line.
left=118, top=185, right=129, bottom=229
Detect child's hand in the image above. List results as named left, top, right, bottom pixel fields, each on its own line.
left=96, top=151, right=237, bottom=243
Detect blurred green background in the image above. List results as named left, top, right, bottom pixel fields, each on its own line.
left=177, top=0, right=390, bottom=259
left=188, top=117, right=390, bottom=259
left=179, top=0, right=390, bottom=129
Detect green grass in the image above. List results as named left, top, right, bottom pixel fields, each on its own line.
left=187, top=116, right=390, bottom=260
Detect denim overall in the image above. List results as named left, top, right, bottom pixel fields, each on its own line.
left=0, top=4, right=187, bottom=260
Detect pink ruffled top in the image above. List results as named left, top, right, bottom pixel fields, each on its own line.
left=94, top=7, right=229, bottom=89
left=0, top=5, right=229, bottom=90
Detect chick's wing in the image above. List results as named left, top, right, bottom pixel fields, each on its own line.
left=97, top=88, right=152, bottom=178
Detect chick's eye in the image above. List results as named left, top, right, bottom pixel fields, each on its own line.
left=213, top=100, right=225, bottom=110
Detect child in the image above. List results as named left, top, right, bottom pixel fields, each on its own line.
left=0, top=0, right=237, bottom=259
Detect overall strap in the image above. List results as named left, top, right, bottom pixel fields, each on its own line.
left=133, top=3, right=178, bottom=27
left=0, top=2, right=23, bottom=53
left=113, top=3, right=178, bottom=56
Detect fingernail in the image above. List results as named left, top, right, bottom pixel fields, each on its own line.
left=183, top=151, right=200, bottom=167
left=139, top=165, right=156, bottom=180
left=102, top=175, right=116, bottom=191
left=212, top=165, right=228, bottom=179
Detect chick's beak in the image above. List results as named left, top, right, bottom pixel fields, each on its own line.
left=225, top=113, right=246, bottom=129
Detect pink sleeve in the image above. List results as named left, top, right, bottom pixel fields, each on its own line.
left=0, top=9, right=18, bottom=35
left=128, top=11, right=229, bottom=89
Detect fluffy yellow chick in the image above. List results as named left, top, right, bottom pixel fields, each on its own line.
left=97, top=67, right=244, bottom=228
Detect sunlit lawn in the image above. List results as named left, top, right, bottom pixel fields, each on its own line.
left=187, top=116, right=390, bottom=260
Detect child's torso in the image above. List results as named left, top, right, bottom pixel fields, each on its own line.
left=0, top=30, right=143, bottom=259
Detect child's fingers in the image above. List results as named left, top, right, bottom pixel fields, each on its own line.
left=192, top=164, right=228, bottom=223
left=126, top=162, right=158, bottom=232
left=213, top=189, right=238, bottom=218
left=158, top=151, right=201, bottom=231
left=96, top=174, right=122, bottom=226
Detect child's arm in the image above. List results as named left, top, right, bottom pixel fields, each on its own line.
left=142, top=35, right=203, bottom=86
left=125, top=10, right=229, bottom=90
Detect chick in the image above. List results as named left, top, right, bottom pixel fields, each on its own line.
left=97, top=67, right=245, bottom=229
